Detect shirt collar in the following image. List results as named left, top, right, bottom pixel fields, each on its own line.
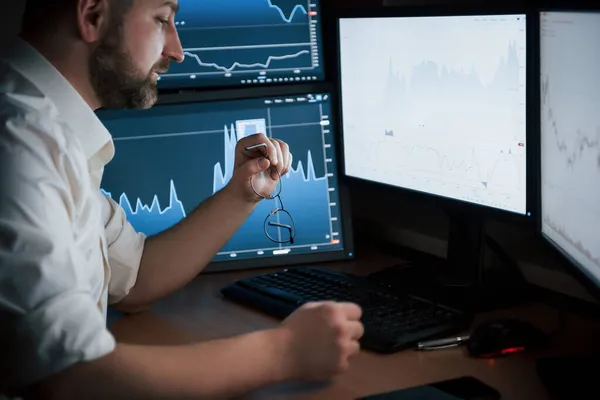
left=0, top=37, right=114, bottom=163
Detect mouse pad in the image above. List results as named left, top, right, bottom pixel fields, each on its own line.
left=358, top=386, right=461, bottom=400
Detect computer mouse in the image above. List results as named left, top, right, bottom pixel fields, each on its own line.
left=467, top=318, right=549, bottom=358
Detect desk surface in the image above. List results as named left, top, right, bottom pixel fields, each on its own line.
left=109, top=246, right=600, bottom=400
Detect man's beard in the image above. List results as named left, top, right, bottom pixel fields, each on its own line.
left=89, top=25, right=169, bottom=110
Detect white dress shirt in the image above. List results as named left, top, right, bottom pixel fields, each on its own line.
left=0, top=38, right=146, bottom=392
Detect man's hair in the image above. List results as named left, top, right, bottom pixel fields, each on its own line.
left=21, top=0, right=134, bottom=34
left=22, top=0, right=75, bottom=33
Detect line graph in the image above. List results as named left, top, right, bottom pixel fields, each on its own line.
left=339, top=14, right=528, bottom=214
left=181, top=49, right=311, bottom=75
left=543, top=216, right=600, bottom=270
left=267, top=0, right=307, bottom=23
left=541, top=76, right=600, bottom=170
left=103, top=126, right=327, bottom=243
left=98, top=94, right=346, bottom=262
left=158, top=0, right=324, bottom=89
left=366, top=141, right=523, bottom=190
left=101, top=180, right=187, bottom=237
left=540, top=11, right=600, bottom=275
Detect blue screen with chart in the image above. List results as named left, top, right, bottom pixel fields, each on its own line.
left=158, top=0, right=324, bottom=90
left=97, top=92, right=347, bottom=264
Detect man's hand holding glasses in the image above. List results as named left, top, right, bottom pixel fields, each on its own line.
left=226, top=133, right=296, bottom=244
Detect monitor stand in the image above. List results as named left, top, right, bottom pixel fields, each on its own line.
left=367, top=207, right=530, bottom=313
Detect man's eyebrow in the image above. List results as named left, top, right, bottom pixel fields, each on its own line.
left=160, top=0, right=179, bottom=13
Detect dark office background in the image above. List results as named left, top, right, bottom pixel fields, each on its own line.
left=2, top=0, right=597, bottom=305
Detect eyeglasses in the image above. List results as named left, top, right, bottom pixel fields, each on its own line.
left=246, top=144, right=297, bottom=245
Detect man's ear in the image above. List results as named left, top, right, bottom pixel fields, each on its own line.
left=76, top=0, right=111, bottom=43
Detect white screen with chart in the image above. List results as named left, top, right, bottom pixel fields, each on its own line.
left=540, top=11, right=600, bottom=284
left=339, top=14, right=528, bottom=215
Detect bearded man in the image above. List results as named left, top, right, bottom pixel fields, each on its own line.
left=0, top=1, right=364, bottom=398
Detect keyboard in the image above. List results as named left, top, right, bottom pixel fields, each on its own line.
left=221, top=267, right=472, bottom=353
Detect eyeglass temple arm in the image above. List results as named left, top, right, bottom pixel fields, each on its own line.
left=268, top=222, right=294, bottom=244
left=245, top=143, right=270, bottom=160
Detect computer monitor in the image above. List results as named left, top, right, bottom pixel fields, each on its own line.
left=539, top=9, right=600, bottom=302
left=157, top=0, right=325, bottom=91
left=335, top=8, right=535, bottom=291
left=96, top=88, right=354, bottom=271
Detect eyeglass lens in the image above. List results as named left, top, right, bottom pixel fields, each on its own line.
left=265, top=208, right=295, bottom=244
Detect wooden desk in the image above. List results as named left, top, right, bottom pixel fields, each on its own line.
left=108, top=247, right=600, bottom=400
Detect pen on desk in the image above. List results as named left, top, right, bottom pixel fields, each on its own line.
left=416, top=335, right=470, bottom=350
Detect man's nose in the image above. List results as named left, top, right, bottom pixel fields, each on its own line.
left=164, top=25, right=185, bottom=63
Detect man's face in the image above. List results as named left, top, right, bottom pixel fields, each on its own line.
left=90, top=0, right=183, bottom=110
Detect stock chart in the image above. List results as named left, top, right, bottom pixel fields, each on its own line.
left=98, top=93, right=344, bottom=263
left=540, top=11, right=600, bottom=274
left=158, top=0, right=324, bottom=90
left=339, top=14, right=528, bottom=215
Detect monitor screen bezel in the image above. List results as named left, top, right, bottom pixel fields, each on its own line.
left=536, top=8, right=600, bottom=305
left=155, top=0, right=327, bottom=94
left=326, top=5, right=539, bottom=226
left=99, top=83, right=356, bottom=273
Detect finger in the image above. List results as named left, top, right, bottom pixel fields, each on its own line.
left=300, top=301, right=321, bottom=309
left=242, top=134, right=278, bottom=164
left=273, top=139, right=289, bottom=173
left=239, top=156, right=271, bottom=179
left=337, top=302, right=363, bottom=321
left=271, top=139, right=283, bottom=169
left=346, top=340, right=361, bottom=357
left=271, top=140, right=283, bottom=181
left=347, top=321, right=365, bottom=340
left=264, top=136, right=278, bottom=165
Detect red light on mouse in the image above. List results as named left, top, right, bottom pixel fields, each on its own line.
left=478, top=346, right=527, bottom=358
left=500, top=346, right=526, bottom=355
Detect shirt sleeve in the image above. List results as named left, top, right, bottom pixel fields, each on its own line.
left=0, top=107, right=116, bottom=390
left=100, top=194, right=146, bottom=305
